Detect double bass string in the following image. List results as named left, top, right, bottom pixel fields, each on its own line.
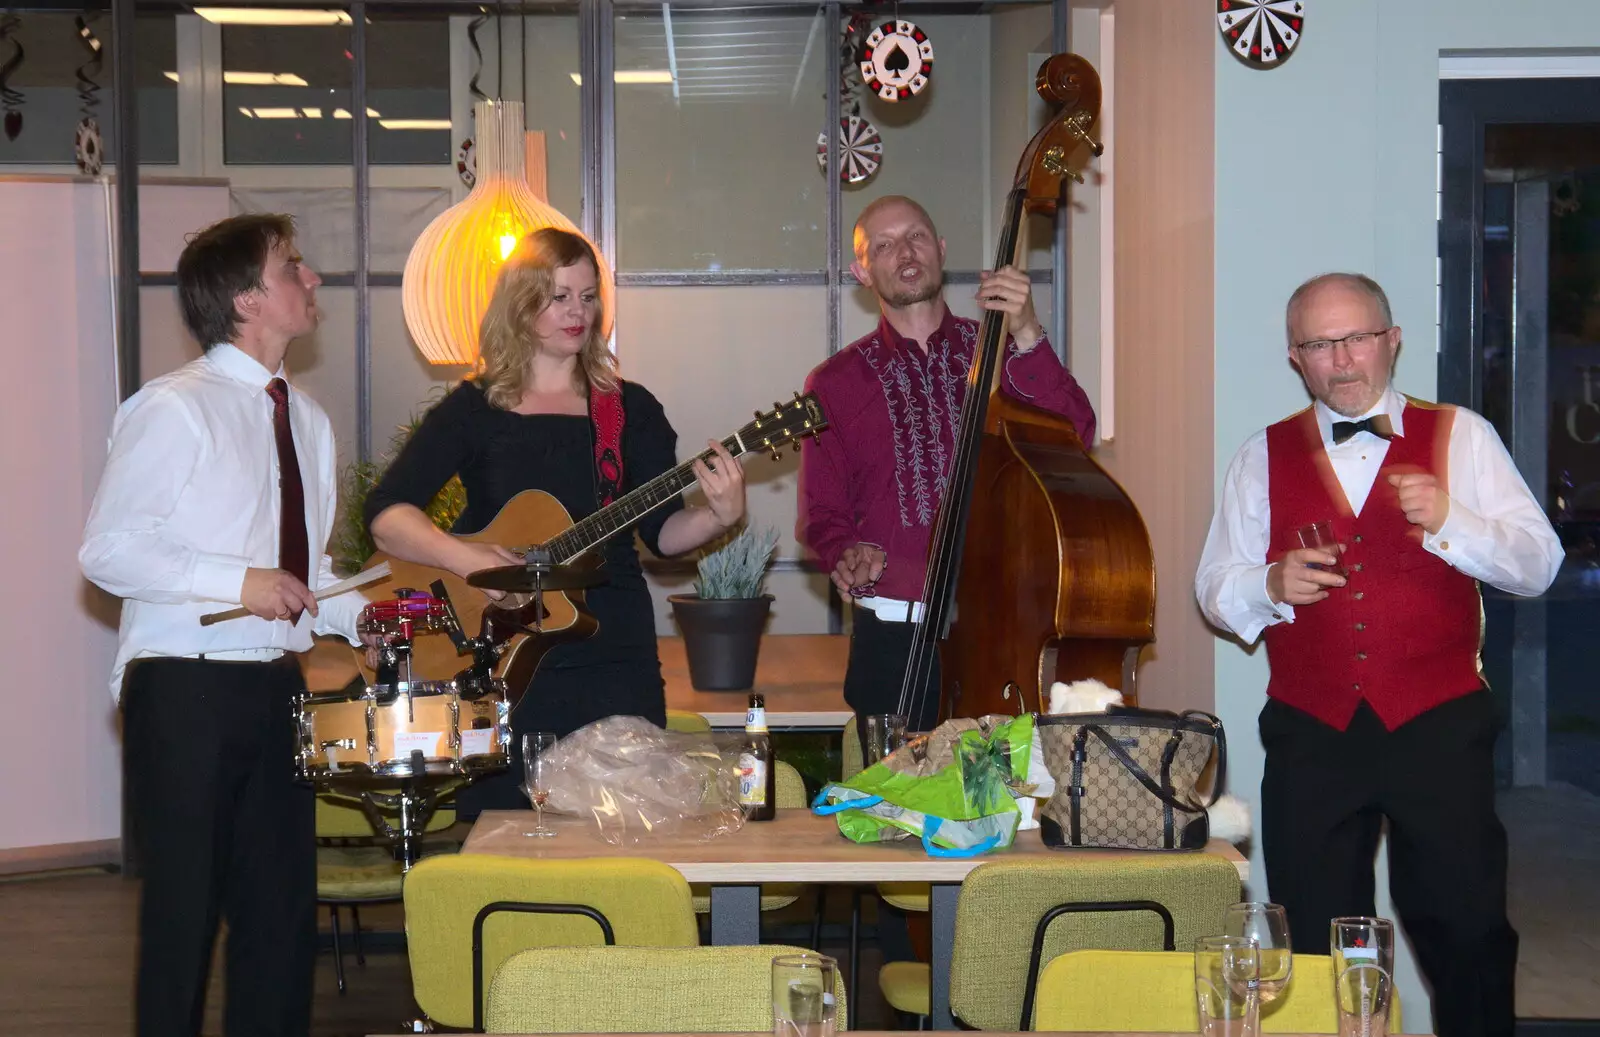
left=895, top=188, right=1028, bottom=728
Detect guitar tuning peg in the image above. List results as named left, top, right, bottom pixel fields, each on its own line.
left=774, top=401, right=784, bottom=412
left=770, top=449, right=783, bottom=461
left=792, top=390, right=801, bottom=400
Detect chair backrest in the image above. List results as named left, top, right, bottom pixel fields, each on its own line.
left=485, top=944, right=849, bottom=1033
left=402, top=853, right=699, bottom=1029
left=1032, top=949, right=1398, bottom=1033
left=947, top=853, right=1242, bottom=1031
left=775, top=759, right=807, bottom=808
left=315, top=790, right=455, bottom=838
left=665, top=709, right=713, bottom=733
left=841, top=717, right=863, bottom=782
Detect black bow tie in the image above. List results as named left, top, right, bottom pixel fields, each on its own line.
left=1331, top=415, right=1394, bottom=445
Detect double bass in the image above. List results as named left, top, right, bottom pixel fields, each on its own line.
left=899, top=54, right=1155, bottom=724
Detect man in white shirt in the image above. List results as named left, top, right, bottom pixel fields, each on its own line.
left=81, top=213, right=366, bottom=1037
left=1195, top=273, right=1561, bottom=1037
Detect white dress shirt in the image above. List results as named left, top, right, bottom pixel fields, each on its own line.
left=80, top=344, right=365, bottom=698
left=1195, top=387, right=1563, bottom=644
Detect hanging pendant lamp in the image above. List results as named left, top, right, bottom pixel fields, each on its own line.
left=402, top=99, right=613, bottom=366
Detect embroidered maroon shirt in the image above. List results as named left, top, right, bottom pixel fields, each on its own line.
left=798, top=306, right=1097, bottom=601
left=1262, top=401, right=1484, bottom=731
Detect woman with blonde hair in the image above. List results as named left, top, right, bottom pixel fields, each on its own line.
left=367, top=228, right=745, bottom=814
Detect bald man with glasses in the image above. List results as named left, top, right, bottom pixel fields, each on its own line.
left=1195, top=272, right=1562, bottom=1037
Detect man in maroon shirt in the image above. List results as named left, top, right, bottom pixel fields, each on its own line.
left=797, top=195, right=1096, bottom=738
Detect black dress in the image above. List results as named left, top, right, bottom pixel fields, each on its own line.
left=364, top=379, right=685, bottom=813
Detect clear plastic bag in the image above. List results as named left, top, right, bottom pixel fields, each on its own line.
left=542, top=715, right=746, bottom=846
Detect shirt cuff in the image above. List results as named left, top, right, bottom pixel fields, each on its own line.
left=315, top=589, right=367, bottom=646
left=1422, top=496, right=1470, bottom=560
left=1252, top=564, right=1294, bottom=625
left=192, top=553, right=252, bottom=604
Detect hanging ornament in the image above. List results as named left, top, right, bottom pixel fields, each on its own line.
left=0, top=13, right=26, bottom=142
left=816, top=115, right=882, bottom=184
left=455, top=135, right=476, bottom=188
left=1217, top=0, right=1304, bottom=69
left=859, top=19, right=933, bottom=101
left=402, top=100, right=613, bottom=367
left=72, top=15, right=104, bottom=174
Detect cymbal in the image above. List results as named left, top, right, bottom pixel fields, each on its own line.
left=466, top=562, right=607, bottom=593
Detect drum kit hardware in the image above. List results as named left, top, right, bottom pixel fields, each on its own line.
left=297, top=564, right=599, bottom=867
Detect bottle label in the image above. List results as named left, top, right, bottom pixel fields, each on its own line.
left=745, top=707, right=768, bottom=732
left=738, top=752, right=767, bottom=806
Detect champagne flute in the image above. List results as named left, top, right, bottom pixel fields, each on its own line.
left=1223, top=902, right=1293, bottom=1004
left=521, top=731, right=557, bottom=838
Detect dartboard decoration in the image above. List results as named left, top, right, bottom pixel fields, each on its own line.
left=456, top=136, right=476, bottom=188
left=1217, top=0, right=1304, bottom=69
left=816, top=115, right=883, bottom=184
left=859, top=19, right=933, bottom=101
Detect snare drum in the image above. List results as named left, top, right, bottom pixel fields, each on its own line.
left=296, top=679, right=509, bottom=781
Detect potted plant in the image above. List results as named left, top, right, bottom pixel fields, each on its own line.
left=668, top=524, right=779, bottom=691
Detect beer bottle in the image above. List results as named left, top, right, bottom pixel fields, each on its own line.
left=739, top=693, right=776, bottom=821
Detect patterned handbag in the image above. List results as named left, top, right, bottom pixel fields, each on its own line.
left=1036, top=708, right=1225, bottom=851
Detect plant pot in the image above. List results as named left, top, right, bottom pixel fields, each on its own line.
left=668, top=594, right=774, bottom=691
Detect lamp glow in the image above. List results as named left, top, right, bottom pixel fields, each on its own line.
left=401, top=100, right=613, bottom=367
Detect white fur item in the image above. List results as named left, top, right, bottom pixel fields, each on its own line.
left=1042, top=679, right=1253, bottom=846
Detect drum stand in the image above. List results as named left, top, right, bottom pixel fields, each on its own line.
left=348, top=772, right=464, bottom=871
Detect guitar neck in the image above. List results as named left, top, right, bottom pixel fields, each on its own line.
left=543, top=434, right=747, bottom=563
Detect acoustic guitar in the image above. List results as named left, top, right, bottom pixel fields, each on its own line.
left=356, top=392, right=828, bottom=703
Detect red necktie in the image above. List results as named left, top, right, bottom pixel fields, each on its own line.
left=266, top=378, right=310, bottom=593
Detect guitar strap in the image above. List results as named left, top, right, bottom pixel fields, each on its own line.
left=589, top=382, right=626, bottom=507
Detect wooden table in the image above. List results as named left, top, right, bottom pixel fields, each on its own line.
left=464, top=809, right=1248, bottom=1029
left=300, top=633, right=851, bottom=730
left=660, top=634, right=849, bottom=728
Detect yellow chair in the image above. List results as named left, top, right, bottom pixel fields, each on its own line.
left=1032, top=949, right=1400, bottom=1032
left=402, top=853, right=699, bottom=1030
left=314, top=789, right=458, bottom=994
left=485, top=944, right=850, bottom=1033
left=877, top=853, right=1242, bottom=1030
left=665, top=709, right=713, bottom=733
left=691, top=760, right=810, bottom=922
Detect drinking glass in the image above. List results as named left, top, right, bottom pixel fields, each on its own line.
left=1295, top=520, right=1348, bottom=576
left=772, top=952, right=837, bottom=1037
left=1223, top=902, right=1293, bottom=1004
left=863, top=713, right=908, bottom=765
left=521, top=731, right=558, bottom=838
left=1331, top=917, right=1395, bottom=1037
left=1194, top=935, right=1261, bottom=1037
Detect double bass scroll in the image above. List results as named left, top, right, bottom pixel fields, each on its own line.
left=898, top=53, right=1156, bottom=725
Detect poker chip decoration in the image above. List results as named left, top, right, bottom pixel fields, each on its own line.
left=1217, top=0, right=1304, bottom=69
left=456, top=136, right=476, bottom=188
left=816, top=115, right=883, bottom=184
left=75, top=117, right=103, bottom=175
left=859, top=19, right=933, bottom=101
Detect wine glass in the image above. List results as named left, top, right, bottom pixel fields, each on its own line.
left=1224, top=902, right=1292, bottom=1004
left=521, top=731, right=558, bottom=838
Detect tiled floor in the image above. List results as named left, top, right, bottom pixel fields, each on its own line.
left=1502, top=782, right=1600, bottom=1019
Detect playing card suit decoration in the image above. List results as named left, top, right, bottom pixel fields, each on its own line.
left=1217, top=0, right=1304, bottom=69
left=456, top=136, right=476, bottom=188
left=816, top=114, right=883, bottom=184
left=75, top=117, right=103, bottom=175
left=0, top=13, right=26, bottom=142
left=859, top=19, right=932, bottom=101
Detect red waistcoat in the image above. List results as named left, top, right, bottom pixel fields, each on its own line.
left=1261, top=400, right=1484, bottom=731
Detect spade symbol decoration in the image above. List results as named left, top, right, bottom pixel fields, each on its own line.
left=1217, top=0, right=1305, bottom=69
left=0, top=13, right=26, bottom=142
left=860, top=19, right=933, bottom=101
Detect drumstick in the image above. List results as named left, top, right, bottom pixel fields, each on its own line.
left=198, top=561, right=393, bottom=627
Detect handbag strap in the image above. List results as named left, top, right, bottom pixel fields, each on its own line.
left=1080, top=724, right=1207, bottom=816
left=1177, top=710, right=1227, bottom=806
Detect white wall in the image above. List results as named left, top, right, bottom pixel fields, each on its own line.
left=0, top=179, right=123, bottom=852
left=1212, top=0, right=1600, bottom=1024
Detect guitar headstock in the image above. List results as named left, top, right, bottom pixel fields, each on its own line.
left=744, top=391, right=829, bottom=461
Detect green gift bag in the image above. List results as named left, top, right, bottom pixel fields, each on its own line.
left=812, top=714, right=1038, bottom=856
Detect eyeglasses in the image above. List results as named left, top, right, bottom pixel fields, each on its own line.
left=1294, top=327, right=1392, bottom=355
